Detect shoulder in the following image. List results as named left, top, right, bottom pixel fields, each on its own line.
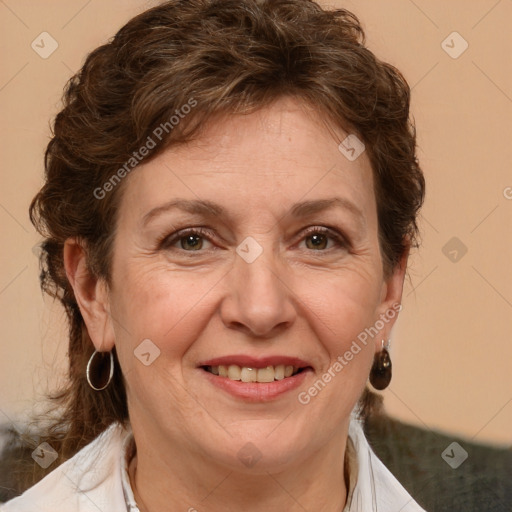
left=347, top=418, right=426, bottom=512
left=1, top=423, right=129, bottom=512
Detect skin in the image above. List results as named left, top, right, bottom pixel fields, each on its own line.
left=64, top=96, right=407, bottom=512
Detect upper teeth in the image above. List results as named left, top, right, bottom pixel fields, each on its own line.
left=209, top=365, right=298, bottom=383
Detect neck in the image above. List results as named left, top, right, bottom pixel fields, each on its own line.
left=127, top=432, right=350, bottom=512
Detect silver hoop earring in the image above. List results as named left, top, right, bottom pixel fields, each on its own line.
left=86, top=350, right=114, bottom=391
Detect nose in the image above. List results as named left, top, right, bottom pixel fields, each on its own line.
left=219, top=248, right=296, bottom=338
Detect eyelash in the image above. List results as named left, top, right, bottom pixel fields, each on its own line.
left=157, top=226, right=348, bottom=253
left=158, top=227, right=215, bottom=251
left=298, top=226, right=348, bottom=251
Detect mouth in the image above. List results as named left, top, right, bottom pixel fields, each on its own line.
left=202, top=364, right=306, bottom=383
left=197, top=356, right=313, bottom=401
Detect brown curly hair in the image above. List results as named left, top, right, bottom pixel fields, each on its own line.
left=17, top=0, right=424, bottom=492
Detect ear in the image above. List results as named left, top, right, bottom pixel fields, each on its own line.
left=374, top=246, right=409, bottom=353
left=63, top=238, right=116, bottom=352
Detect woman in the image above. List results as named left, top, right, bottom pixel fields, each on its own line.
left=3, top=0, right=425, bottom=510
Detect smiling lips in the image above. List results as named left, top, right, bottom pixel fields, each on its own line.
left=205, top=364, right=301, bottom=383
left=199, top=356, right=312, bottom=386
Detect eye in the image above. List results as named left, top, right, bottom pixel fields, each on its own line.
left=300, top=226, right=346, bottom=251
left=179, top=234, right=205, bottom=251
left=305, top=232, right=329, bottom=250
left=159, top=227, right=214, bottom=252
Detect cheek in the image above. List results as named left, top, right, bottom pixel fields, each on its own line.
left=298, top=262, right=383, bottom=339
left=110, top=259, right=222, bottom=362
left=293, top=275, right=379, bottom=412
left=109, top=263, right=220, bottom=423
left=292, top=264, right=382, bottom=390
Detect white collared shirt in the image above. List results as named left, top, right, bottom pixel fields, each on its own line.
left=1, top=418, right=426, bottom=512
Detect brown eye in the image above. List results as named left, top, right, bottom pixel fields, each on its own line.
left=305, top=233, right=329, bottom=250
left=180, top=234, right=204, bottom=250
left=158, top=227, right=216, bottom=253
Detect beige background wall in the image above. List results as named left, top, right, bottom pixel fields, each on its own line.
left=1, top=0, right=510, bottom=446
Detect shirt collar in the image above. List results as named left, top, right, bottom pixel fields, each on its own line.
left=121, top=428, right=139, bottom=512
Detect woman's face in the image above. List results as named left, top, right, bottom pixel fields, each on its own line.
left=92, top=97, right=405, bottom=471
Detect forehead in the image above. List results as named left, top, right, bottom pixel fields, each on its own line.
left=118, top=97, right=376, bottom=225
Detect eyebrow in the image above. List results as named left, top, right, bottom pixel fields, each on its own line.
left=142, top=199, right=224, bottom=226
left=290, top=198, right=364, bottom=224
left=142, top=197, right=365, bottom=228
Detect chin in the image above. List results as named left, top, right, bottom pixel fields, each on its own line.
left=199, top=422, right=315, bottom=473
